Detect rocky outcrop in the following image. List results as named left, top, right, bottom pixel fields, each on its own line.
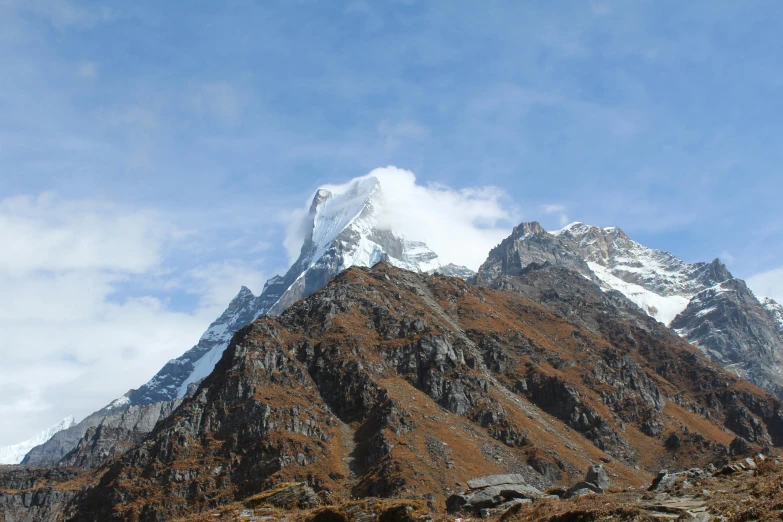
left=245, top=482, right=320, bottom=509
left=446, top=474, right=544, bottom=514
left=22, top=409, right=111, bottom=466
left=478, top=221, right=783, bottom=402
left=763, top=297, right=783, bottom=335
left=474, top=222, right=596, bottom=285
left=671, top=279, right=783, bottom=397
left=0, top=468, right=80, bottom=522
left=557, top=223, right=731, bottom=298
left=24, top=400, right=181, bottom=469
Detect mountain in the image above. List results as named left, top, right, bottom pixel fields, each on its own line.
left=124, top=176, right=448, bottom=408
left=477, top=221, right=783, bottom=399
left=554, top=222, right=731, bottom=324
left=764, top=297, right=783, bottom=335
left=0, top=417, right=75, bottom=465
left=22, top=175, right=466, bottom=466
left=670, top=279, right=783, bottom=396
left=14, top=263, right=783, bottom=521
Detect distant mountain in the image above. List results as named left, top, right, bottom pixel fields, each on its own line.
left=0, top=417, right=74, bottom=465
left=671, top=279, right=783, bottom=396
left=476, top=221, right=783, bottom=399
left=554, top=222, right=731, bottom=324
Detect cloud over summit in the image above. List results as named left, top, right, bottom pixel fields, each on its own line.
left=284, top=167, right=517, bottom=270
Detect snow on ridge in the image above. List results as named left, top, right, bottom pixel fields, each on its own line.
left=0, top=416, right=76, bottom=465
left=587, top=262, right=690, bottom=325
left=172, top=176, right=442, bottom=401
left=307, top=176, right=381, bottom=269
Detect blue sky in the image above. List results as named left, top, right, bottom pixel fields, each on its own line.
left=1, top=0, right=782, bottom=443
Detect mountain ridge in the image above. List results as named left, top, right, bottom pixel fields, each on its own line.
left=20, top=175, right=470, bottom=466
left=0, top=417, right=75, bottom=465
left=32, top=263, right=783, bottom=521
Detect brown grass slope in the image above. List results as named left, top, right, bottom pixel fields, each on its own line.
left=63, top=263, right=783, bottom=521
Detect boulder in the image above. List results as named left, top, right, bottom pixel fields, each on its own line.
left=467, top=474, right=527, bottom=489
left=585, top=465, right=610, bottom=493
left=446, top=476, right=544, bottom=513
left=565, top=481, right=600, bottom=498
left=566, top=465, right=611, bottom=497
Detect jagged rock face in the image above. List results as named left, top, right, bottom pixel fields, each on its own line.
left=57, top=401, right=182, bottom=470
left=764, top=298, right=783, bottom=336
left=115, top=177, right=446, bottom=409
left=0, top=468, right=81, bottom=522
left=19, top=178, right=456, bottom=466
left=23, top=401, right=182, bottom=468
left=430, top=263, right=475, bottom=280
left=61, top=264, right=783, bottom=521
left=480, top=261, right=663, bottom=336
left=671, top=279, right=783, bottom=397
left=126, top=287, right=264, bottom=406
left=475, top=222, right=595, bottom=285
left=556, top=223, right=731, bottom=298
left=0, top=417, right=75, bottom=465
left=22, top=410, right=112, bottom=466
left=478, top=221, right=783, bottom=402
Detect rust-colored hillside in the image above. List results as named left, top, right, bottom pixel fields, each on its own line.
left=7, top=263, right=783, bottom=521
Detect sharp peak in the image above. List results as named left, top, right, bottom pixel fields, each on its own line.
left=309, top=176, right=382, bottom=210
left=232, top=286, right=255, bottom=301
left=555, top=221, right=628, bottom=237
left=512, top=221, right=548, bottom=236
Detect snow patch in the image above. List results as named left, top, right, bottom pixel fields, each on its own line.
left=0, top=416, right=76, bottom=465
left=587, top=262, right=690, bottom=325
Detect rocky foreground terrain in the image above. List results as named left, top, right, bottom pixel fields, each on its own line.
left=3, top=263, right=783, bottom=521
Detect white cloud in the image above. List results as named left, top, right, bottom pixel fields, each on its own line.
left=0, top=194, right=262, bottom=445
left=186, top=260, right=266, bottom=310
left=284, top=166, right=517, bottom=270
left=748, top=266, right=783, bottom=303
left=542, top=203, right=570, bottom=227
left=719, top=250, right=736, bottom=264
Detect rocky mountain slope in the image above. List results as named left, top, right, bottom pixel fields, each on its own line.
left=14, top=263, right=778, bottom=521
left=764, top=297, right=783, bottom=335
left=671, top=279, right=783, bottom=396
left=477, top=221, right=783, bottom=400
left=0, top=417, right=75, bottom=465
left=21, top=176, right=469, bottom=467
left=126, top=176, right=448, bottom=410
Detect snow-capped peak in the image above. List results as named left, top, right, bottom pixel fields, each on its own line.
left=124, top=174, right=445, bottom=406
left=0, top=416, right=75, bottom=465
left=304, top=176, right=382, bottom=269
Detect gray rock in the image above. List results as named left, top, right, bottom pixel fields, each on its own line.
left=568, top=488, right=597, bottom=498
left=466, top=484, right=543, bottom=509
left=447, top=480, right=543, bottom=513
left=585, top=465, right=610, bottom=493
left=467, top=474, right=527, bottom=489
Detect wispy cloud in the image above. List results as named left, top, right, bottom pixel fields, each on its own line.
left=542, top=203, right=570, bottom=227
left=284, top=167, right=518, bottom=270
left=748, top=267, right=783, bottom=303
left=0, top=193, right=264, bottom=445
